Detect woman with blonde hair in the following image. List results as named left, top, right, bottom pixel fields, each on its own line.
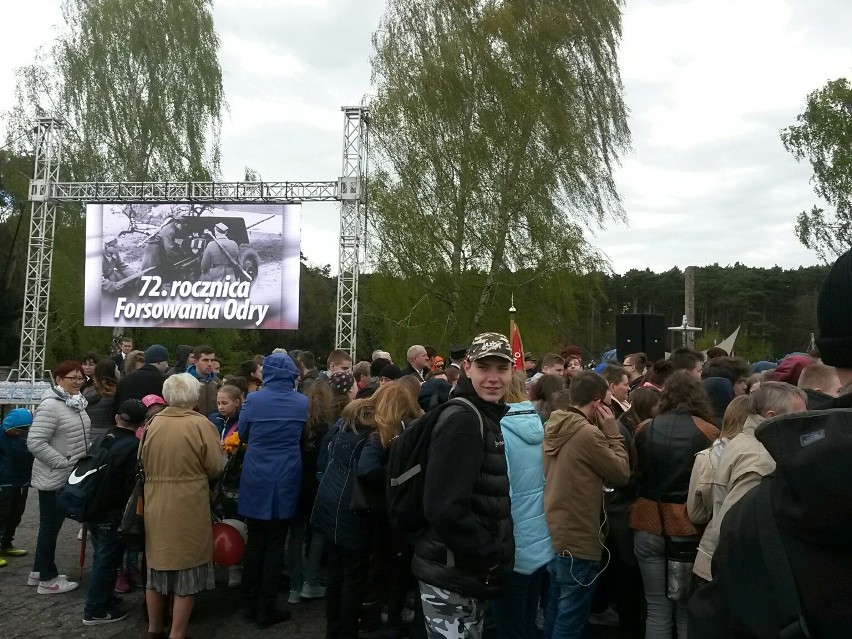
left=123, top=350, right=145, bottom=376
left=358, top=382, right=423, bottom=637
left=142, top=373, right=223, bottom=639
left=688, top=394, right=750, bottom=586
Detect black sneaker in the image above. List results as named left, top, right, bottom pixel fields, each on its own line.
left=256, top=608, right=291, bottom=629
left=83, top=607, right=129, bottom=626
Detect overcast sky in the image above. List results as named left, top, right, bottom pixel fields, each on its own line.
left=1, top=0, right=849, bottom=274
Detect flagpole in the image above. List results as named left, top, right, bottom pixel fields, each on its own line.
left=509, top=293, right=516, bottom=336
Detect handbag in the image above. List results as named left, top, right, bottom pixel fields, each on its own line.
left=118, top=423, right=149, bottom=552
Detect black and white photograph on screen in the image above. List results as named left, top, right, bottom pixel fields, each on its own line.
left=84, top=203, right=301, bottom=330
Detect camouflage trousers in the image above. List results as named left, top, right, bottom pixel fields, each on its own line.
left=419, top=581, right=485, bottom=639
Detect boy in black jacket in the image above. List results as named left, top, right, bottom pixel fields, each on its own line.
left=412, top=332, right=514, bottom=638
left=82, top=399, right=145, bottom=626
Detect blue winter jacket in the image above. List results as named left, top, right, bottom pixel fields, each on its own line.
left=0, top=431, right=34, bottom=487
left=501, top=400, right=552, bottom=574
left=237, top=354, right=308, bottom=520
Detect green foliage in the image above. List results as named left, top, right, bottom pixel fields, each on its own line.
left=368, top=0, right=630, bottom=331
left=7, top=0, right=224, bottom=182
left=1, top=0, right=227, bottom=369
left=781, top=77, right=852, bottom=260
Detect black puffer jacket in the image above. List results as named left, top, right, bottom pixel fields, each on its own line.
left=411, top=377, right=513, bottom=599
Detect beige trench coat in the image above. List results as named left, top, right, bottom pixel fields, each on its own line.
left=141, top=407, right=223, bottom=570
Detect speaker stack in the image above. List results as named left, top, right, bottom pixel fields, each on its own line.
left=615, top=314, right=666, bottom=363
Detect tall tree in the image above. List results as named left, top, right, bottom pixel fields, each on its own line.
left=4, top=0, right=226, bottom=366
left=7, top=0, right=224, bottom=182
left=368, top=0, right=630, bottom=333
left=781, top=77, right=852, bottom=260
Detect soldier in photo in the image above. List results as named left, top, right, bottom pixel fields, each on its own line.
left=141, top=216, right=187, bottom=275
left=101, top=236, right=134, bottom=293
left=201, top=222, right=240, bottom=281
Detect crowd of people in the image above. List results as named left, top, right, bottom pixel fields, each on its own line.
left=2, top=249, right=852, bottom=639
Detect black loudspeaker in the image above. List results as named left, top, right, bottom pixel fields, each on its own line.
left=616, top=314, right=666, bottom=363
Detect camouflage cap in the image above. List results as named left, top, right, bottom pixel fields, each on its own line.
left=467, top=332, right=513, bottom=362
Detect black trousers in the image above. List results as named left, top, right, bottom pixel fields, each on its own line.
left=0, top=486, right=28, bottom=549
left=325, top=541, right=371, bottom=639
left=243, top=518, right=290, bottom=618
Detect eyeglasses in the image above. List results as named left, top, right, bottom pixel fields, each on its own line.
left=61, top=376, right=85, bottom=382
left=623, top=364, right=636, bottom=370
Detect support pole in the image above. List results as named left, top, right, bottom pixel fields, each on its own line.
left=684, top=266, right=696, bottom=349
left=19, top=117, right=63, bottom=382
left=334, top=106, right=369, bottom=359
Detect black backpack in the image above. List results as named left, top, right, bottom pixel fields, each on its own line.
left=56, top=434, right=118, bottom=523
left=386, top=397, right=483, bottom=535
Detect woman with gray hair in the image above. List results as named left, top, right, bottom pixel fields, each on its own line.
left=141, top=373, right=222, bottom=639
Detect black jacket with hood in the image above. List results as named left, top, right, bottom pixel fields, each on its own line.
left=688, top=409, right=852, bottom=637
left=411, top=376, right=513, bottom=600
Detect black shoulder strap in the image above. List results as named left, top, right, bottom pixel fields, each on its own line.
left=756, top=478, right=812, bottom=639
left=448, top=397, right=484, bottom=438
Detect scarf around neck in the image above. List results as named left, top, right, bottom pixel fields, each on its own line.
left=52, top=385, right=88, bottom=411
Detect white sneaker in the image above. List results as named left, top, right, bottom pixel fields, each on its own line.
left=288, top=589, right=302, bottom=604
left=38, top=575, right=79, bottom=594
left=227, top=565, right=242, bottom=588
left=299, top=583, right=326, bottom=599
left=27, top=571, right=40, bottom=586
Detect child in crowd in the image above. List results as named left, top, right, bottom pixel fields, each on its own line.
left=0, top=408, right=35, bottom=566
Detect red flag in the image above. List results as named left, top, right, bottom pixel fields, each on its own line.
left=511, top=322, right=524, bottom=372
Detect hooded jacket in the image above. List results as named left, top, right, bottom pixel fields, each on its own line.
left=411, top=376, right=513, bottom=600
left=688, top=409, right=852, bottom=637
left=186, top=364, right=220, bottom=417
left=693, top=413, right=771, bottom=580
left=501, top=400, right=551, bottom=575
left=543, top=408, right=630, bottom=561
left=0, top=410, right=34, bottom=487
left=237, top=353, right=309, bottom=520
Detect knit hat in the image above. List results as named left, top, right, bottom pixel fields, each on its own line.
left=2, top=408, right=33, bottom=432
left=817, top=248, right=852, bottom=368
left=329, top=371, right=355, bottom=394
left=770, top=354, right=814, bottom=385
left=141, top=394, right=167, bottom=408
left=144, top=344, right=169, bottom=364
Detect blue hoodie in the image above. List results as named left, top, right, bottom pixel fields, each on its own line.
left=0, top=408, right=34, bottom=487
left=500, top=400, right=552, bottom=575
left=237, top=353, right=309, bottom=520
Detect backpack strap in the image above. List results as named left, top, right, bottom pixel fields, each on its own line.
left=450, top=397, right=484, bottom=438
left=756, top=478, right=812, bottom=639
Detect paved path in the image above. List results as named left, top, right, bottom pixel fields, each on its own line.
left=0, top=490, right=324, bottom=639
left=1, top=491, right=619, bottom=638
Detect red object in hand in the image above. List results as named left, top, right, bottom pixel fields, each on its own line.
left=212, top=522, right=245, bottom=566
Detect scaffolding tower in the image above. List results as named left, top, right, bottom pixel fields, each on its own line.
left=18, top=108, right=369, bottom=380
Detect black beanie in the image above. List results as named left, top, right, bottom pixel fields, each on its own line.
left=816, top=248, right=852, bottom=368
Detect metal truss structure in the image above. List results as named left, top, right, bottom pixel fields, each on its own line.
left=19, top=117, right=64, bottom=382
left=335, top=107, right=369, bottom=358
left=19, top=108, right=369, bottom=380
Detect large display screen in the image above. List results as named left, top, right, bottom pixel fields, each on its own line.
left=84, top=203, right=301, bottom=329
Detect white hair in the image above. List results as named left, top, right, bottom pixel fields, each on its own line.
left=272, top=347, right=288, bottom=355
left=162, top=373, right=201, bottom=409
left=372, top=350, right=392, bottom=362
left=407, top=345, right=425, bottom=362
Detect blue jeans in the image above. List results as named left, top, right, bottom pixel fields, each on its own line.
left=33, top=490, right=65, bottom=581
left=85, top=522, right=125, bottom=616
left=543, top=554, right=601, bottom=639
left=491, top=566, right=547, bottom=639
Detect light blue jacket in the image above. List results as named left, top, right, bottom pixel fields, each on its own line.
left=501, top=400, right=551, bottom=574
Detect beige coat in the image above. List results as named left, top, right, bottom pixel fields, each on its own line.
left=543, top=409, right=630, bottom=561
left=694, top=414, right=773, bottom=580
left=141, top=407, right=223, bottom=570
